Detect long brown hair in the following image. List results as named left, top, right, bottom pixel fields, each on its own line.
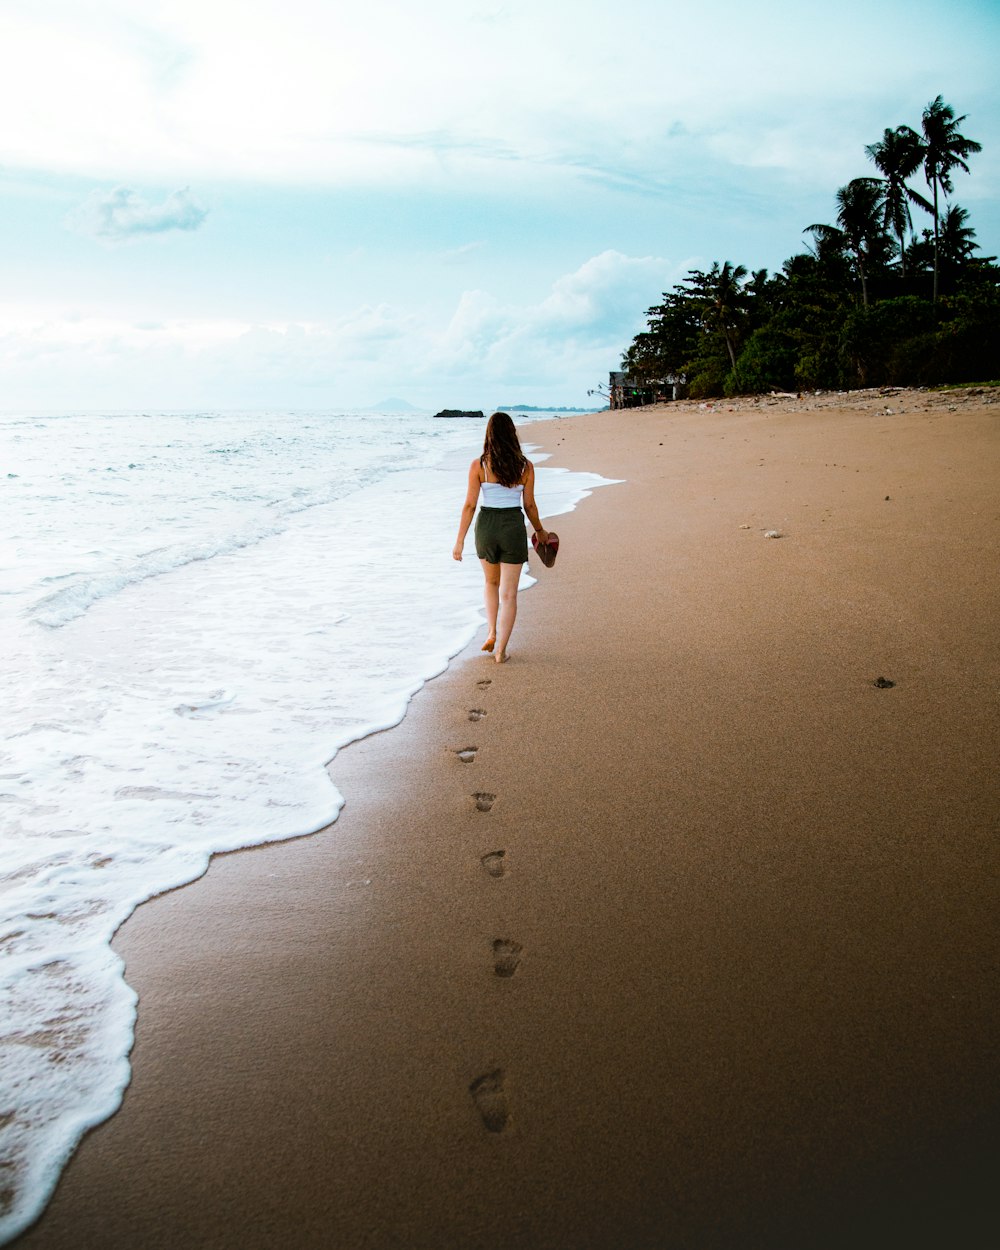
left=481, top=412, right=527, bottom=488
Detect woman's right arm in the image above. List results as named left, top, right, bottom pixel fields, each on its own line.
left=521, top=462, right=549, bottom=545
left=453, top=459, right=482, bottom=561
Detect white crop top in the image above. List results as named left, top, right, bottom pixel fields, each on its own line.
left=480, top=479, right=524, bottom=507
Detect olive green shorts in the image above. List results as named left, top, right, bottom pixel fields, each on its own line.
left=475, top=507, right=529, bottom=564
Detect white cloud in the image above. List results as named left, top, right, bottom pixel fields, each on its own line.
left=0, top=251, right=674, bottom=408
left=437, top=241, right=487, bottom=263
left=432, top=251, right=677, bottom=381
left=2, top=0, right=994, bottom=197
left=538, top=251, right=672, bottom=336
left=70, top=186, right=208, bottom=241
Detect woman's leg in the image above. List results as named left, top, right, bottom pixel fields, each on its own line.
left=494, top=562, right=522, bottom=662
left=480, top=561, right=500, bottom=649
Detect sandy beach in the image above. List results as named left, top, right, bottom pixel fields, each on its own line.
left=17, top=389, right=999, bottom=1249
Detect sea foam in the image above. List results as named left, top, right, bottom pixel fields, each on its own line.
left=0, top=408, right=617, bottom=1243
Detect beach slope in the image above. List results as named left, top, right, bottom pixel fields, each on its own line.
left=19, top=390, right=1000, bottom=1249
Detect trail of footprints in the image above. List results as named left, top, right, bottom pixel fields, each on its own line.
left=459, top=648, right=902, bottom=1137
left=460, top=675, right=521, bottom=1134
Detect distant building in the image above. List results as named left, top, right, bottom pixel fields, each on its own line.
left=608, top=371, right=685, bottom=409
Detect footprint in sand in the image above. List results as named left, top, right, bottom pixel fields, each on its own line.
left=481, top=850, right=506, bottom=878
left=473, top=792, right=496, bottom=812
left=456, top=747, right=478, bottom=764
left=492, top=939, right=523, bottom=977
left=476, top=679, right=492, bottom=690
left=469, top=1069, right=510, bottom=1133
left=468, top=708, right=487, bottom=722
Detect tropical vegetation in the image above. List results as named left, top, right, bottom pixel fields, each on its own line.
left=622, top=96, right=995, bottom=397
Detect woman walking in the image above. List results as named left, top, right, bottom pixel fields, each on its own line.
left=453, top=412, right=550, bottom=664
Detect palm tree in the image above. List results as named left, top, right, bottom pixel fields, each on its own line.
left=704, top=261, right=749, bottom=370
left=865, top=125, right=931, bottom=277
left=938, top=204, right=978, bottom=271
left=920, top=96, right=982, bottom=300
left=806, top=178, right=889, bottom=306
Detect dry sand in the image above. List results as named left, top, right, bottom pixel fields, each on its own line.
left=18, top=389, right=1000, bottom=1249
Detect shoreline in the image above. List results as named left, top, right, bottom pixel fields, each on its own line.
left=17, top=392, right=1000, bottom=1248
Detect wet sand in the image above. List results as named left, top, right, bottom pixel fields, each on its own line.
left=18, top=390, right=1000, bottom=1248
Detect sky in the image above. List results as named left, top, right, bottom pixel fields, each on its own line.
left=1, top=0, right=998, bottom=412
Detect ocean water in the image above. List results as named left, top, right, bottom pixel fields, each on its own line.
left=0, top=407, right=616, bottom=1244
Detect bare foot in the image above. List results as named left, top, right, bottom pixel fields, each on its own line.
left=494, top=650, right=509, bottom=664
left=481, top=636, right=496, bottom=653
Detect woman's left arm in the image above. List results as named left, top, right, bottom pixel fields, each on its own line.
left=521, top=462, right=549, bottom=544
left=453, top=459, right=482, bottom=561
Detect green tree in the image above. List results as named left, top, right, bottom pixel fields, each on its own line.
left=692, top=261, right=750, bottom=371
left=617, top=99, right=990, bottom=397
left=905, top=205, right=984, bottom=292
left=776, top=251, right=854, bottom=390
left=622, top=287, right=701, bottom=383
left=839, top=297, right=937, bottom=386
left=920, top=95, right=982, bottom=301
left=938, top=204, right=978, bottom=269
left=806, top=178, right=892, bottom=307
left=865, top=125, right=931, bottom=277
left=732, top=323, right=799, bottom=393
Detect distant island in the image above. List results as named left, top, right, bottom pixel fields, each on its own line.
left=501, top=404, right=591, bottom=412
left=365, top=398, right=424, bottom=411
